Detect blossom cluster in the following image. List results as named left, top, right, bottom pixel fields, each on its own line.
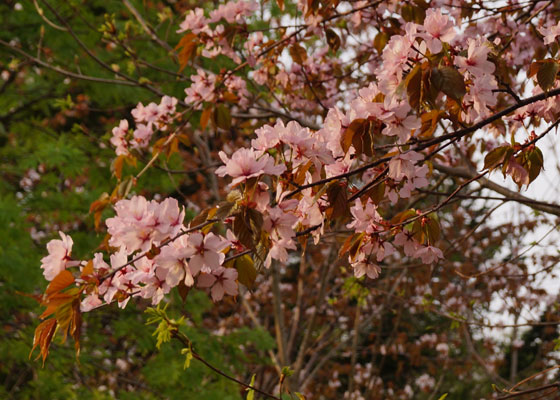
left=40, top=196, right=239, bottom=311
left=110, top=95, right=178, bottom=156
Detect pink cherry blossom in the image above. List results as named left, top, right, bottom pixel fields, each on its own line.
left=131, top=102, right=147, bottom=122
left=394, top=231, right=421, bottom=258
left=347, top=198, right=383, bottom=234
left=149, top=197, right=185, bottom=242
left=80, top=294, right=103, bottom=312
left=265, top=237, right=297, bottom=267
left=187, top=232, right=228, bottom=274
left=381, top=102, right=420, bottom=143
left=399, top=164, right=429, bottom=199
left=264, top=206, right=298, bottom=241
left=131, top=124, right=153, bottom=149
left=40, top=231, right=77, bottom=281
left=463, top=74, right=498, bottom=122
left=416, top=245, right=444, bottom=264
left=143, top=102, right=160, bottom=126
left=111, top=119, right=128, bottom=138
left=197, top=267, right=238, bottom=302
left=538, top=21, right=560, bottom=45
left=455, top=38, right=495, bottom=78
left=177, top=8, right=208, bottom=35
left=158, top=95, right=178, bottom=115
left=422, top=9, right=455, bottom=54
left=110, top=119, right=129, bottom=156
left=252, top=121, right=282, bottom=152
left=351, top=256, right=381, bottom=279
left=184, top=69, right=217, bottom=106
left=216, top=148, right=286, bottom=186
left=106, top=196, right=185, bottom=255
left=388, top=151, right=424, bottom=181
left=155, top=235, right=195, bottom=287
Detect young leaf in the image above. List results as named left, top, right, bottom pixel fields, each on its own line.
left=431, top=66, right=466, bottom=103
left=214, top=105, right=232, bottom=130
left=234, top=254, right=257, bottom=288
left=483, top=145, right=512, bottom=170
left=325, top=28, right=341, bottom=52
left=246, top=374, right=256, bottom=400
left=405, top=64, right=423, bottom=110
left=200, top=106, right=212, bottom=130
left=525, top=146, right=544, bottom=183
left=289, top=43, right=308, bottom=64
left=181, top=345, right=193, bottom=369
left=176, top=33, right=198, bottom=71
left=327, top=181, right=349, bottom=219
left=45, top=270, right=75, bottom=295
left=341, top=118, right=367, bottom=154
left=536, top=59, right=560, bottom=92
left=30, top=318, right=57, bottom=365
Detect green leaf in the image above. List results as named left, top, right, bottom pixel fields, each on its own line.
left=525, top=146, right=544, bottom=183
left=246, top=374, right=256, bottom=400
left=281, top=366, right=294, bottom=377
left=152, top=320, right=172, bottom=349
left=233, top=254, right=257, bottom=288
left=425, top=214, right=441, bottom=244
left=437, top=394, right=448, bottom=400
left=373, top=32, right=389, bottom=53
left=181, top=345, right=193, bottom=369
left=483, top=145, right=513, bottom=170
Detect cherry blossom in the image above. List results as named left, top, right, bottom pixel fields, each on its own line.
left=184, top=69, right=217, bottom=106
left=177, top=8, right=208, bottom=35
left=455, top=38, right=495, bottom=78
left=209, top=0, right=257, bottom=24
left=80, top=294, right=103, bottom=312
left=197, top=267, right=238, bottom=302
left=421, top=9, right=456, bottom=54
left=351, top=255, right=381, bottom=279
left=538, top=21, right=560, bottom=45
left=347, top=198, right=383, bottom=234
left=186, top=232, right=228, bottom=274
left=31, top=3, right=560, bottom=393
left=106, top=196, right=185, bottom=254
left=155, top=235, right=195, bottom=287
left=216, top=148, right=286, bottom=187
left=388, top=151, right=424, bottom=181
left=110, top=119, right=129, bottom=156
left=40, top=231, right=77, bottom=281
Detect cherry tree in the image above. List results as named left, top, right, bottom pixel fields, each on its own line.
left=6, top=0, right=560, bottom=398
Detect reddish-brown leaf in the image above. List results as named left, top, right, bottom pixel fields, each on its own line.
left=111, top=155, right=125, bottom=180
left=176, top=33, right=198, bottom=72
left=46, top=270, right=75, bottom=296
left=200, top=106, right=212, bottom=130
left=30, top=318, right=57, bottom=365
left=289, top=43, right=308, bottom=64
